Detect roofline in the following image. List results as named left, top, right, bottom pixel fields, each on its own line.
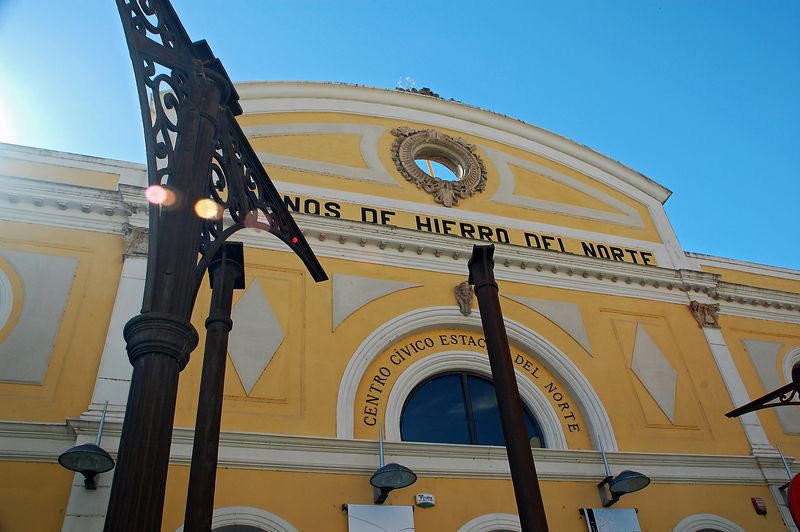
left=234, top=81, right=673, bottom=204
left=688, top=252, right=800, bottom=279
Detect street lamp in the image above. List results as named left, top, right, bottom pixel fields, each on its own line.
left=597, top=441, right=650, bottom=507
left=370, top=428, right=417, bottom=504
left=59, top=402, right=114, bottom=490
left=108, top=1, right=327, bottom=530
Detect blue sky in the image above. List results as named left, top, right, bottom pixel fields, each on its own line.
left=0, top=1, right=798, bottom=269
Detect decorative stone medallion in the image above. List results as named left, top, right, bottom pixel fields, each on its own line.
left=391, top=127, right=487, bottom=207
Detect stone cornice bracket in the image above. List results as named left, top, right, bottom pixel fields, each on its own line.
left=123, top=223, right=149, bottom=257
left=391, top=127, right=487, bottom=207
left=690, top=300, right=721, bottom=328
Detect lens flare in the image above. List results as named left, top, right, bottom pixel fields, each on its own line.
left=144, top=185, right=176, bottom=206
left=194, top=199, right=222, bottom=220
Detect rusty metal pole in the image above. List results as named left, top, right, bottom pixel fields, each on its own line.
left=468, top=244, right=549, bottom=532
left=184, top=243, right=245, bottom=531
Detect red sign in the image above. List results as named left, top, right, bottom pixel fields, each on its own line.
left=788, top=473, right=800, bottom=527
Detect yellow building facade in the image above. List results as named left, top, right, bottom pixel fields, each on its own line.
left=1, top=82, right=799, bottom=531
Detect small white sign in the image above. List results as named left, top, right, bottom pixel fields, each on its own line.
left=415, top=493, right=435, bottom=507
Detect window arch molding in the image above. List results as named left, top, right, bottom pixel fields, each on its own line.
left=336, top=306, right=618, bottom=451
left=457, top=512, right=521, bottom=532
left=672, top=513, right=745, bottom=532
left=174, top=506, right=298, bottom=532
left=384, top=350, right=568, bottom=449
left=781, top=346, right=800, bottom=384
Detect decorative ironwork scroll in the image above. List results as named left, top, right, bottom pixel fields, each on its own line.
left=117, top=0, right=327, bottom=291
left=726, top=379, right=800, bottom=417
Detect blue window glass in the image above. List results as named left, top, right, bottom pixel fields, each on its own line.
left=400, top=373, right=545, bottom=447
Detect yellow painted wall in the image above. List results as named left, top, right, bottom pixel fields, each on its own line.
left=0, top=157, right=121, bottom=190
left=0, top=462, right=74, bottom=531
left=702, top=264, right=800, bottom=294
left=173, top=249, right=748, bottom=456
left=160, top=465, right=783, bottom=531
left=0, top=222, right=123, bottom=422
left=239, top=112, right=663, bottom=244
left=721, top=314, right=800, bottom=456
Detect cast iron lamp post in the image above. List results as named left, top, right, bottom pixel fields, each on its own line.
left=468, top=244, right=549, bottom=532
left=107, top=1, right=327, bottom=530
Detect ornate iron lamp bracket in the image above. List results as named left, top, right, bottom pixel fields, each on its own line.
left=116, top=0, right=327, bottom=296
left=726, top=379, right=800, bottom=418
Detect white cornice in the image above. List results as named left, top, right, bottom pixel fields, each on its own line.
left=235, top=81, right=672, bottom=204
left=0, top=142, right=146, bottom=186
left=0, top=176, right=797, bottom=322
left=1, top=419, right=793, bottom=486
left=0, top=175, right=130, bottom=233
left=689, top=252, right=800, bottom=280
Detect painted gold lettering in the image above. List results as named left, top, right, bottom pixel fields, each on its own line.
left=496, top=228, right=510, bottom=244
left=460, top=223, right=476, bottom=239
left=442, top=219, right=455, bottom=235
left=525, top=233, right=542, bottom=248
left=416, top=216, right=434, bottom=232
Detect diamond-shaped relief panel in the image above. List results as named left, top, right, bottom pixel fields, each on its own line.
left=229, top=280, right=285, bottom=395
left=631, top=323, right=677, bottom=423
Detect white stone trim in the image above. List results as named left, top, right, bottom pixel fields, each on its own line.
left=690, top=252, right=800, bottom=281
left=234, top=81, right=698, bottom=270
left=782, top=346, right=800, bottom=384
left=4, top=420, right=797, bottom=486
left=274, top=179, right=670, bottom=264
left=0, top=266, right=13, bottom=332
left=335, top=306, right=618, bottom=451
left=382, top=350, right=568, bottom=449
left=0, top=141, right=146, bottom=186
left=235, top=82, right=672, bottom=204
left=245, top=123, right=398, bottom=186
left=484, top=146, right=643, bottom=228
left=701, top=328, right=773, bottom=455
left=672, top=513, right=745, bottom=532
left=175, top=506, right=298, bottom=532
left=85, top=256, right=147, bottom=421
left=457, top=512, right=521, bottom=532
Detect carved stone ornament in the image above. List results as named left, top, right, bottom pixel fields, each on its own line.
left=689, top=300, right=720, bottom=328
left=455, top=281, right=474, bottom=316
left=123, top=224, right=149, bottom=257
left=391, top=127, right=487, bottom=207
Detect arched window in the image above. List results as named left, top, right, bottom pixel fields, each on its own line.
left=400, top=372, right=544, bottom=447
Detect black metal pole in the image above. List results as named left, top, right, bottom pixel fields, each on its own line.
left=468, top=244, right=549, bottom=532
left=184, top=243, right=245, bottom=531
left=110, top=2, right=327, bottom=528
left=105, top=74, right=222, bottom=531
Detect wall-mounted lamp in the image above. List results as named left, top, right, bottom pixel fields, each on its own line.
left=58, top=402, right=115, bottom=489
left=370, top=427, right=417, bottom=504
left=597, top=441, right=650, bottom=507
